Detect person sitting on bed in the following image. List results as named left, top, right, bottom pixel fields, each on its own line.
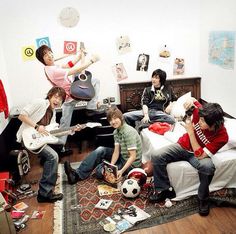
left=63, top=107, right=142, bottom=184
left=149, top=98, right=228, bottom=216
left=123, top=69, right=177, bottom=128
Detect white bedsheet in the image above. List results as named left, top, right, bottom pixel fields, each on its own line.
left=140, top=127, right=236, bottom=201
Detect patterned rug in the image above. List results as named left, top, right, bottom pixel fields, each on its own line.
left=54, top=163, right=236, bottom=234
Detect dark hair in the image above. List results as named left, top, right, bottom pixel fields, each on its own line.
left=199, top=103, right=224, bottom=131
left=46, top=86, right=66, bottom=103
left=106, top=107, right=124, bottom=124
left=36, top=45, right=52, bottom=65
left=151, top=69, right=167, bottom=86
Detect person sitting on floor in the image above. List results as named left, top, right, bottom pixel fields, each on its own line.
left=64, top=107, right=142, bottom=184
left=123, top=69, right=177, bottom=129
left=149, top=98, right=228, bottom=216
left=16, top=87, right=81, bottom=203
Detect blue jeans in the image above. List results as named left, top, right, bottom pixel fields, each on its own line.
left=75, top=146, right=131, bottom=179
left=151, top=143, right=215, bottom=200
left=59, top=100, right=77, bottom=145
left=123, top=109, right=175, bottom=127
left=38, top=145, right=59, bottom=197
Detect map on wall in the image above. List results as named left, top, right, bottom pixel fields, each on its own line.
left=208, top=31, right=235, bottom=70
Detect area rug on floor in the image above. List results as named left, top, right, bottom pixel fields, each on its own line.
left=54, top=163, right=236, bottom=234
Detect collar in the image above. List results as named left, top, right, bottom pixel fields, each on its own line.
left=151, top=85, right=164, bottom=92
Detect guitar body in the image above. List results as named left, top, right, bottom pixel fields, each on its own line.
left=22, top=124, right=59, bottom=153
left=70, top=70, right=95, bottom=101
left=22, top=122, right=102, bottom=154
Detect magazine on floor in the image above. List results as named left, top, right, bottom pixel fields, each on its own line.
left=99, top=205, right=150, bottom=233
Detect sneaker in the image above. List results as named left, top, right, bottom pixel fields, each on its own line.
left=149, top=187, right=176, bottom=203
left=64, top=161, right=79, bottom=185
left=198, top=199, right=210, bottom=216
left=37, top=193, right=63, bottom=203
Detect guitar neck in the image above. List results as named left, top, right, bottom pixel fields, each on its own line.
left=50, top=124, right=86, bottom=137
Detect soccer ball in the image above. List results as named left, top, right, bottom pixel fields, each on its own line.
left=121, top=179, right=141, bottom=198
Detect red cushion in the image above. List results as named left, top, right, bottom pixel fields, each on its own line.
left=148, top=122, right=172, bottom=135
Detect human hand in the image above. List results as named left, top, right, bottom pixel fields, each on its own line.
left=180, top=118, right=194, bottom=135
left=183, top=97, right=197, bottom=110
left=37, top=125, right=49, bottom=135
left=74, top=124, right=83, bottom=131
left=142, top=115, right=149, bottom=123
left=117, top=170, right=123, bottom=180
left=90, top=54, right=100, bottom=63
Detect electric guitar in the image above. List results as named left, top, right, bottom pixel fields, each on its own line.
left=22, top=122, right=102, bottom=154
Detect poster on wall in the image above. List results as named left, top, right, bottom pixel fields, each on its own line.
left=21, top=45, right=36, bottom=61
left=112, top=63, right=128, bottom=82
left=64, top=41, right=77, bottom=54
left=173, top=58, right=185, bottom=75
left=36, top=37, right=51, bottom=48
left=208, top=31, right=235, bottom=70
left=136, top=54, right=149, bottom=71
left=116, top=35, right=131, bottom=55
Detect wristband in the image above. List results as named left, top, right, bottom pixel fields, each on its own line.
left=194, top=147, right=204, bottom=157
left=68, top=61, right=74, bottom=68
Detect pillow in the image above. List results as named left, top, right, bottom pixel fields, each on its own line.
left=218, top=117, right=236, bottom=152
left=170, top=92, right=191, bottom=119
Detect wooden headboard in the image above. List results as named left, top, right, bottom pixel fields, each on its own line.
left=118, top=77, right=201, bottom=112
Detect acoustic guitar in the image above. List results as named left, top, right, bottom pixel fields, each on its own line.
left=70, top=70, right=95, bottom=101
left=22, top=122, right=101, bottom=154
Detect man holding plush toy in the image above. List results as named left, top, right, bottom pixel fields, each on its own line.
left=149, top=98, right=228, bottom=216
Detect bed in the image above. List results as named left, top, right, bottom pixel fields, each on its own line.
left=141, top=118, right=236, bottom=201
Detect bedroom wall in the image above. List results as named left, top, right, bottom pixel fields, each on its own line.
left=199, top=0, right=236, bottom=117
left=0, top=0, right=200, bottom=118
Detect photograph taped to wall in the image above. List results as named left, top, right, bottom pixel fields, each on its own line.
left=173, top=58, right=185, bottom=75
left=112, top=63, right=128, bottom=82
left=116, top=35, right=131, bottom=54
left=136, top=54, right=149, bottom=71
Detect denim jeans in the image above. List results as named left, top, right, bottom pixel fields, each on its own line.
left=151, top=143, right=215, bottom=200
left=123, top=109, right=175, bottom=127
left=38, top=145, right=59, bottom=197
left=75, top=146, right=132, bottom=179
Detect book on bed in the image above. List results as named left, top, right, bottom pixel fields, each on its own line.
left=103, top=160, right=118, bottom=188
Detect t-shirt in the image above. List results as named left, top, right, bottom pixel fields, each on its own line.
left=45, top=65, right=72, bottom=101
left=113, top=123, right=142, bottom=168
left=177, top=101, right=228, bottom=156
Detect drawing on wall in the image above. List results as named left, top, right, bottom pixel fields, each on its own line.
left=64, top=41, right=77, bottom=54
left=136, top=54, right=149, bottom=71
left=112, top=63, right=128, bottom=82
left=36, top=37, right=51, bottom=48
left=208, top=31, right=235, bottom=70
left=21, top=45, right=36, bottom=61
left=116, top=35, right=131, bottom=55
left=173, top=58, right=185, bottom=75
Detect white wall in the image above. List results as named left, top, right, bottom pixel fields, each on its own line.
left=0, top=0, right=200, bottom=114
left=199, top=0, right=236, bottom=117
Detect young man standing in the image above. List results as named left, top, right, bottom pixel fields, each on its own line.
left=16, top=87, right=82, bottom=202
left=36, top=45, right=100, bottom=155
left=149, top=98, right=228, bottom=216
left=64, top=107, right=142, bottom=183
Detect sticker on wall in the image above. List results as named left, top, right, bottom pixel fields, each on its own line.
left=173, top=58, right=185, bottom=75
left=36, top=37, right=51, bottom=48
left=21, top=45, right=36, bottom=61
left=112, top=63, right=128, bottom=82
left=136, top=54, right=149, bottom=71
left=209, top=31, right=235, bottom=70
left=116, top=35, right=131, bottom=55
left=64, top=41, right=77, bottom=54
left=159, top=45, right=170, bottom=58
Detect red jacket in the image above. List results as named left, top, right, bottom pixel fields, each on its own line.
left=0, top=80, right=9, bottom=119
